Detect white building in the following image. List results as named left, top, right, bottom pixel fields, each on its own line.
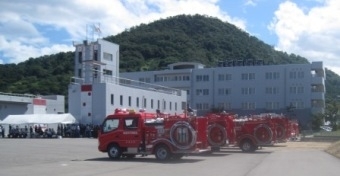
left=120, top=61, right=326, bottom=127
left=0, top=92, right=65, bottom=121
left=68, top=39, right=187, bottom=125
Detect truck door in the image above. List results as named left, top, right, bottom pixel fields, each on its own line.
left=122, top=117, right=142, bottom=148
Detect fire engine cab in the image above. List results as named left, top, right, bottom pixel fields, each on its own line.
left=98, top=108, right=210, bottom=161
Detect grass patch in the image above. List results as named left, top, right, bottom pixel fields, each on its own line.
left=325, top=141, right=340, bottom=159
left=314, top=130, right=340, bottom=137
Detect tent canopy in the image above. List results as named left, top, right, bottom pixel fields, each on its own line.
left=0, top=113, right=77, bottom=124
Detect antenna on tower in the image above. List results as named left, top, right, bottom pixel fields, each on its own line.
left=86, top=23, right=102, bottom=42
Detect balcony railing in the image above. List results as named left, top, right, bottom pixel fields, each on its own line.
left=70, top=75, right=183, bottom=96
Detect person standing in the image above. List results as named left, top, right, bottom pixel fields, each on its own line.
left=0, top=125, right=3, bottom=138
left=1, top=126, right=4, bottom=138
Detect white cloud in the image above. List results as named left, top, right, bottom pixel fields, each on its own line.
left=269, top=0, right=340, bottom=75
left=0, top=0, right=246, bottom=64
left=244, top=0, right=257, bottom=6
left=0, top=35, right=73, bottom=63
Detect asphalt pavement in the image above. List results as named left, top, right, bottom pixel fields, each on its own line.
left=0, top=138, right=339, bottom=176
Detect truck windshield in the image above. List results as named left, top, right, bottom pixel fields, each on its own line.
left=103, top=119, right=119, bottom=133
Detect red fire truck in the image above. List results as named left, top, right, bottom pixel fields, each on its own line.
left=98, top=109, right=210, bottom=161
left=204, top=112, right=278, bottom=152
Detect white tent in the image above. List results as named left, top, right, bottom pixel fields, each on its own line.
left=0, top=113, right=77, bottom=124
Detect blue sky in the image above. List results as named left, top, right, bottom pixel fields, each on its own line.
left=0, top=0, right=339, bottom=75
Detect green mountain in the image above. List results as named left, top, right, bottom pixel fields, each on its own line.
left=106, top=14, right=308, bottom=72
left=0, top=14, right=339, bottom=103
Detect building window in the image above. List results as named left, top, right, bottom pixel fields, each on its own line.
left=120, top=95, right=123, bottom=106
left=196, top=75, right=203, bottom=82
left=104, top=69, right=113, bottom=76
left=78, top=69, right=82, bottom=78
left=266, top=72, right=280, bottom=79
left=181, top=102, right=186, bottom=110
left=226, top=74, right=232, bottom=80
left=78, top=52, right=82, bottom=63
left=136, top=97, right=139, bottom=107
left=203, top=103, right=209, bottom=110
left=196, top=103, right=209, bottom=110
left=196, top=75, right=209, bottom=82
left=143, top=98, right=147, bottom=108
left=218, top=102, right=231, bottom=110
left=93, top=50, right=98, bottom=61
left=163, top=101, right=166, bottom=110
left=203, top=75, right=209, bottom=81
left=196, top=103, right=202, bottom=110
left=273, top=72, right=280, bottom=79
left=225, top=88, right=231, bottom=95
left=266, top=87, right=279, bottom=94
left=290, top=101, right=304, bottom=109
left=93, top=67, right=98, bottom=78
left=218, top=74, right=225, bottom=81
left=297, top=86, right=304, bottom=93
left=183, top=76, right=190, bottom=81
left=151, top=99, right=154, bottom=109
left=265, top=102, right=280, bottom=110
left=298, top=71, right=304, bottom=78
left=111, top=94, right=114, bottom=105
left=241, top=73, right=255, bottom=80
left=241, top=102, right=256, bottom=110
left=170, top=102, right=172, bottom=110
left=155, top=76, right=164, bottom=82
left=203, top=89, right=209, bottom=95
left=290, top=86, right=303, bottom=94
left=218, top=88, right=224, bottom=95
left=196, top=89, right=209, bottom=96
left=128, top=96, right=131, bottom=107
left=218, top=103, right=224, bottom=109
left=290, top=87, right=297, bottom=94
left=103, top=52, right=113, bottom=61
left=241, top=87, right=255, bottom=95
left=175, top=102, right=177, bottom=111
left=289, top=71, right=297, bottom=79
left=157, top=100, right=160, bottom=110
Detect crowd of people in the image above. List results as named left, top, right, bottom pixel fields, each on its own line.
left=0, top=124, right=100, bottom=138
left=57, top=124, right=100, bottom=138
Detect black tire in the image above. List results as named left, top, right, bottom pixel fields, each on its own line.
left=122, top=154, right=136, bottom=159
left=240, top=139, right=256, bottom=152
left=172, top=153, right=184, bottom=160
left=155, top=145, right=171, bottom=161
left=211, top=146, right=221, bottom=153
left=108, top=144, right=122, bottom=159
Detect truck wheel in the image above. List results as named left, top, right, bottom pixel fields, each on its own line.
left=108, top=144, right=122, bottom=159
left=240, top=139, right=255, bottom=152
left=155, top=145, right=171, bottom=161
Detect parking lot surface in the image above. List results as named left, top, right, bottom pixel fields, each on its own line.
left=0, top=139, right=339, bottom=176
